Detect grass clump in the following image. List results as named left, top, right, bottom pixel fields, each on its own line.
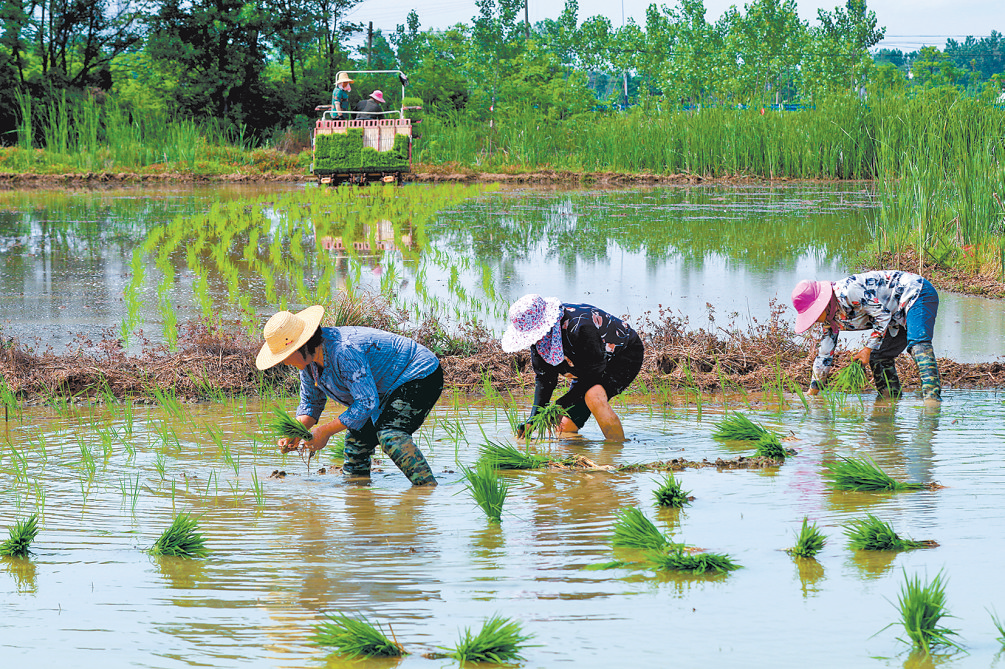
left=824, top=455, right=926, bottom=491
left=269, top=406, right=314, bottom=445
left=712, top=411, right=770, bottom=441
left=752, top=432, right=788, bottom=460
left=462, top=461, right=508, bottom=522
left=989, top=608, right=1005, bottom=645
left=444, top=615, right=533, bottom=664
left=892, top=570, right=961, bottom=654
left=830, top=362, right=869, bottom=392
left=0, top=513, right=39, bottom=557
left=844, top=514, right=935, bottom=551
left=612, top=507, right=670, bottom=550
left=653, top=471, right=692, bottom=508
left=647, top=547, right=741, bottom=574
left=786, top=517, right=827, bottom=558
left=478, top=440, right=551, bottom=470
left=149, top=513, right=209, bottom=558
left=311, top=612, right=405, bottom=657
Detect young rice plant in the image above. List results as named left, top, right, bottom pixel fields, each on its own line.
left=478, top=440, right=551, bottom=470
left=462, top=461, right=508, bottom=522
left=830, top=362, right=869, bottom=393
left=753, top=432, right=788, bottom=460
left=844, top=514, right=935, bottom=551
left=646, top=547, right=741, bottom=574
left=612, top=506, right=670, bottom=550
left=891, top=570, right=961, bottom=654
left=712, top=411, right=770, bottom=441
left=825, top=455, right=926, bottom=491
left=311, top=612, right=404, bottom=657
left=786, top=517, right=827, bottom=558
left=652, top=471, right=692, bottom=508
left=0, top=513, right=39, bottom=557
left=444, top=615, right=533, bottom=664
left=149, top=513, right=209, bottom=558
left=269, top=406, right=314, bottom=446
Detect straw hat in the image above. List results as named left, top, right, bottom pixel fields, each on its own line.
left=370, top=90, right=385, bottom=103
left=335, top=71, right=354, bottom=85
left=501, top=294, right=563, bottom=352
left=791, top=280, right=833, bottom=334
left=256, top=305, right=325, bottom=370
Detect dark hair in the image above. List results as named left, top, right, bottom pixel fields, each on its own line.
left=298, top=326, right=324, bottom=359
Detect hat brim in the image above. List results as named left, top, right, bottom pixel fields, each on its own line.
left=794, top=282, right=833, bottom=334
left=256, top=305, right=325, bottom=370
left=500, top=297, right=563, bottom=352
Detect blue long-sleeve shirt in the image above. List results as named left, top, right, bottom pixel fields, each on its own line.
left=296, top=327, right=439, bottom=430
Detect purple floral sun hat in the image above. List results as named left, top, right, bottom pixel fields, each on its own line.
left=500, top=294, right=563, bottom=359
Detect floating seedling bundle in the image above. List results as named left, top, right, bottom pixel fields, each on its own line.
left=844, top=514, right=937, bottom=551
left=652, top=471, right=692, bottom=508
left=311, top=612, right=405, bottom=658
left=825, top=455, right=927, bottom=491
left=752, top=432, right=789, bottom=460
left=786, top=517, right=827, bottom=558
left=477, top=440, right=551, bottom=470
left=0, top=513, right=38, bottom=557
left=149, top=513, right=208, bottom=558
left=443, top=615, right=533, bottom=664
left=612, top=507, right=671, bottom=550
left=462, top=461, right=508, bottom=522
left=646, top=547, right=741, bottom=574
left=712, top=411, right=770, bottom=441
left=892, top=570, right=961, bottom=654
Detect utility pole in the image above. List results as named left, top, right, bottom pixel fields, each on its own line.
left=367, top=21, right=373, bottom=68
left=525, top=0, right=529, bottom=39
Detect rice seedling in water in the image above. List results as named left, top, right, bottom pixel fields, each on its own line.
left=753, top=432, right=788, bottom=460
left=892, top=570, right=961, bottom=654
left=311, top=612, right=404, bottom=657
left=0, top=513, right=39, bottom=557
left=825, top=455, right=926, bottom=491
left=646, top=547, right=741, bottom=574
left=989, top=608, right=1005, bottom=645
left=524, top=403, right=568, bottom=441
left=149, top=513, right=208, bottom=558
left=652, top=471, right=692, bottom=508
left=786, top=517, right=827, bottom=558
left=612, top=507, right=670, bottom=550
left=269, top=406, right=313, bottom=444
left=830, top=362, right=869, bottom=392
left=250, top=469, right=265, bottom=505
left=844, top=514, right=934, bottom=551
left=478, top=439, right=550, bottom=470
left=462, top=462, right=508, bottom=522
left=445, top=615, right=533, bottom=664
left=712, top=411, right=770, bottom=441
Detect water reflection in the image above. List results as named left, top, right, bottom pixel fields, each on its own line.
left=2, top=555, right=38, bottom=593
left=794, top=558, right=825, bottom=597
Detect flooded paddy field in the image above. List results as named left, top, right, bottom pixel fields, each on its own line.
left=3, top=390, right=1005, bottom=667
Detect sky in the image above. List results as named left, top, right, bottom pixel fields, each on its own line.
left=345, top=0, right=1002, bottom=52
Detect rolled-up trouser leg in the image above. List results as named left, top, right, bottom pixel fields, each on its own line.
left=378, top=429, right=437, bottom=486
left=870, top=358, right=902, bottom=398
left=342, top=430, right=377, bottom=477
left=910, top=342, right=942, bottom=401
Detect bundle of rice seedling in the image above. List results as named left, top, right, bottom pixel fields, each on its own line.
left=612, top=507, right=670, bottom=550
left=824, top=455, right=926, bottom=491
left=647, top=547, right=741, bottom=574
left=0, top=513, right=38, bottom=557
left=712, top=411, right=770, bottom=441
left=149, top=513, right=209, bottom=558
left=786, top=517, right=827, bottom=558
left=830, top=362, right=869, bottom=392
left=894, top=570, right=961, bottom=654
left=462, top=462, right=508, bottom=522
left=989, top=608, right=1005, bottom=646
left=652, top=471, right=692, bottom=508
left=445, top=615, right=533, bottom=664
left=524, top=403, right=568, bottom=441
left=311, top=612, right=405, bottom=657
left=753, top=432, right=788, bottom=460
left=478, top=440, right=551, bottom=470
left=269, top=406, right=313, bottom=446
left=844, top=514, right=935, bottom=551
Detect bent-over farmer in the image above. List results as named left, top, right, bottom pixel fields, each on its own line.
left=791, top=270, right=942, bottom=400
left=501, top=294, right=644, bottom=440
left=256, top=305, right=441, bottom=485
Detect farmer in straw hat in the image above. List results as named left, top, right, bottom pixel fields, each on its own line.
left=791, top=270, right=941, bottom=400
left=257, top=305, right=441, bottom=485
left=501, top=295, right=645, bottom=440
left=331, top=71, right=354, bottom=120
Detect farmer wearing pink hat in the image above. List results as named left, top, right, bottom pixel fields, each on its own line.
left=792, top=270, right=941, bottom=400
left=355, top=90, right=385, bottom=120
left=257, top=305, right=441, bottom=485
left=501, top=295, right=645, bottom=440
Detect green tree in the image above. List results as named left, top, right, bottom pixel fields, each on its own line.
left=802, top=0, right=885, bottom=99
left=639, top=0, right=724, bottom=104
left=910, top=45, right=965, bottom=89
left=719, top=0, right=808, bottom=103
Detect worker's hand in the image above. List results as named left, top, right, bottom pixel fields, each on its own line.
left=515, top=422, right=527, bottom=439
left=304, top=426, right=329, bottom=452
left=808, top=387, right=819, bottom=396
left=851, top=347, right=872, bottom=367
left=278, top=437, right=300, bottom=453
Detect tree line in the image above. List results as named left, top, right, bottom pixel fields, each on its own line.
left=0, top=0, right=1002, bottom=147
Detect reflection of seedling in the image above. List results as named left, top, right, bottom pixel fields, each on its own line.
left=712, top=412, right=770, bottom=441
left=311, top=612, right=405, bottom=657
left=0, top=513, right=39, bottom=557
left=478, top=440, right=550, bottom=470
left=150, top=513, right=208, bottom=558
left=891, top=570, right=960, bottom=654
left=646, top=547, right=740, bottom=574
left=753, top=432, right=788, bottom=460
left=462, top=462, right=508, bottom=522
left=830, top=362, right=868, bottom=392
left=612, top=507, right=670, bottom=550
left=845, top=514, right=936, bottom=551
left=786, top=517, right=827, bottom=558
left=444, top=615, right=532, bottom=664
left=825, top=455, right=925, bottom=491
left=653, top=471, right=692, bottom=508
left=524, top=403, right=568, bottom=441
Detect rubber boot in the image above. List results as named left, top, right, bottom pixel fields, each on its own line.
left=910, top=342, right=942, bottom=401
left=379, top=429, right=437, bottom=486
left=342, top=433, right=375, bottom=477
left=869, top=358, right=902, bottom=398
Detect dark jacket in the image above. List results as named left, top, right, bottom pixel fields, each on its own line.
left=354, top=98, right=383, bottom=121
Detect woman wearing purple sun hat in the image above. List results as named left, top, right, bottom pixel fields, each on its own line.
left=501, top=294, right=645, bottom=440
left=791, top=270, right=941, bottom=400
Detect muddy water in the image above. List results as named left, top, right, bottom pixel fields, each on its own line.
left=3, top=389, right=1005, bottom=667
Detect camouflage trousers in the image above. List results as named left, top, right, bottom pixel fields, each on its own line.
left=342, top=366, right=442, bottom=485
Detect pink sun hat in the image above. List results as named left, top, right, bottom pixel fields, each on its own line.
left=792, top=280, right=833, bottom=333
left=370, top=90, right=385, bottom=103
left=501, top=294, right=562, bottom=352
